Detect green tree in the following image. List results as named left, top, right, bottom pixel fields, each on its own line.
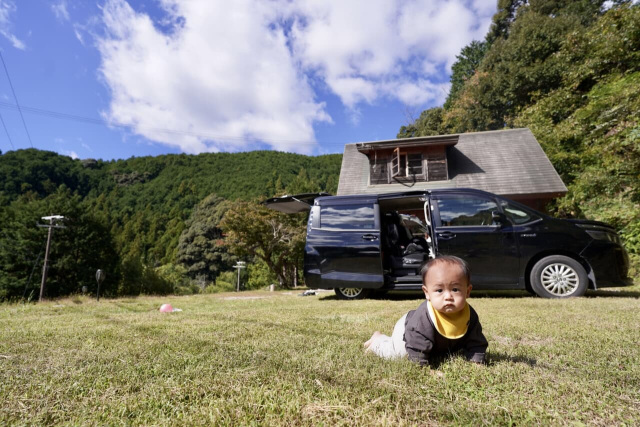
left=176, top=194, right=235, bottom=282
left=286, top=168, right=316, bottom=194
left=444, top=41, right=490, bottom=110
left=0, top=186, right=119, bottom=300
left=486, top=0, right=527, bottom=43
left=397, top=107, right=445, bottom=138
left=0, top=194, right=43, bottom=300
left=219, top=200, right=306, bottom=288
left=246, top=258, right=278, bottom=290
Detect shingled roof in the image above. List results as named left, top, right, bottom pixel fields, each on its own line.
left=336, top=128, right=567, bottom=199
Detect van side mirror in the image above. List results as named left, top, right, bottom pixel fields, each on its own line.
left=492, top=211, right=509, bottom=227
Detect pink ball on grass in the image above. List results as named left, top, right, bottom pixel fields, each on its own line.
left=159, top=303, right=173, bottom=313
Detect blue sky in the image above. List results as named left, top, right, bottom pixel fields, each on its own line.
left=0, top=0, right=495, bottom=160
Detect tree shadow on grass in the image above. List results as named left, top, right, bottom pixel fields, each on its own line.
left=318, top=291, right=425, bottom=301
left=470, top=290, right=534, bottom=299
left=485, top=352, right=538, bottom=367
left=584, top=288, right=640, bottom=298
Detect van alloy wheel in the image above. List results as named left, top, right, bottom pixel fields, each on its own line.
left=540, top=263, right=580, bottom=296
left=335, top=287, right=370, bottom=300
left=530, top=255, right=588, bottom=298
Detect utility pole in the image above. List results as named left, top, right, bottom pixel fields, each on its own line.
left=37, top=215, right=65, bottom=302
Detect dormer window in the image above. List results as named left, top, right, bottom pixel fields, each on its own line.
left=361, top=136, right=457, bottom=186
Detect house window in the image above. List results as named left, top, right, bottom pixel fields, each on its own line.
left=369, top=147, right=447, bottom=185
left=398, top=153, right=407, bottom=177
left=407, top=153, right=423, bottom=175
left=391, top=148, right=423, bottom=178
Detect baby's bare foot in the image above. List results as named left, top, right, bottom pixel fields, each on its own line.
left=363, top=331, right=382, bottom=350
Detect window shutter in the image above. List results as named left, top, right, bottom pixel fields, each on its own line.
left=391, top=147, right=400, bottom=177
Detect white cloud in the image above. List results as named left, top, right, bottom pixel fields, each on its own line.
left=98, top=0, right=330, bottom=154
left=471, top=0, right=500, bottom=17
left=290, top=0, right=494, bottom=107
left=0, top=0, right=24, bottom=49
left=73, top=26, right=84, bottom=45
left=389, top=80, right=451, bottom=107
left=51, top=1, right=70, bottom=22
left=97, top=0, right=495, bottom=154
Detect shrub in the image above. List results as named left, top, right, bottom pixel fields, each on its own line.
left=246, top=259, right=277, bottom=290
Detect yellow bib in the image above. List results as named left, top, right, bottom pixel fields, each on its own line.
left=427, top=301, right=470, bottom=339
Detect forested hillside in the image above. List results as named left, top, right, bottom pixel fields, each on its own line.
left=0, top=149, right=341, bottom=300
left=399, top=1, right=639, bottom=275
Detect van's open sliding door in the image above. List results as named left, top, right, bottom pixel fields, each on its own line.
left=304, top=199, right=384, bottom=290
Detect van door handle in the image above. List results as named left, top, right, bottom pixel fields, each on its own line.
left=361, top=234, right=378, bottom=241
left=437, top=231, right=456, bottom=240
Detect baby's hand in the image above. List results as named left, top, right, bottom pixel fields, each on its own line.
left=363, top=331, right=382, bottom=352
left=430, top=369, right=445, bottom=378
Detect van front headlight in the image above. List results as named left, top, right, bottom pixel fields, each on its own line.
left=586, top=230, right=621, bottom=245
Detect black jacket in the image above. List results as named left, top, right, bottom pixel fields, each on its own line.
left=404, top=300, right=488, bottom=366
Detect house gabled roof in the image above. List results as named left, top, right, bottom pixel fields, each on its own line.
left=336, top=128, right=567, bottom=198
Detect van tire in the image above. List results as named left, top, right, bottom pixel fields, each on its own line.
left=335, top=288, right=370, bottom=300
left=530, top=255, right=588, bottom=298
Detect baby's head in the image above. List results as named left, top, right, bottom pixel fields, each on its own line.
left=420, top=256, right=472, bottom=314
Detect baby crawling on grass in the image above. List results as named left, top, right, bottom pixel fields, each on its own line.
left=364, top=255, right=488, bottom=366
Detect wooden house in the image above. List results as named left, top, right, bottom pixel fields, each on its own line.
left=337, top=128, right=567, bottom=211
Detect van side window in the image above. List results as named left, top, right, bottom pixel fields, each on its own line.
left=499, top=200, right=540, bottom=225
left=320, top=205, right=375, bottom=230
left=436, top=196, right=498, bottom=227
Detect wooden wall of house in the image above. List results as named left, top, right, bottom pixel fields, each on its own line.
left=508, top=196, right=553, bottom=213
left=367, top=146, right=449, bottom=184
left=425, top=148, right=447, bottom=182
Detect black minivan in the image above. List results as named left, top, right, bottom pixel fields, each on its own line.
left=265, top=189, right=631, bottom=299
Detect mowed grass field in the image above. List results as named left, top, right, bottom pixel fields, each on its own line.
left=1, top=287, right=639, bottom=425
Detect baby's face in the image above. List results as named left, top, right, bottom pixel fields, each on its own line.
left=422, top=264, right=471, bottom=314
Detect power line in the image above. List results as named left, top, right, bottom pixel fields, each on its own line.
left=0, top=112, right=14, bottom=150
left=0, top=51, right=33, bottom=148
left=0, top=100, right=349, bottom=149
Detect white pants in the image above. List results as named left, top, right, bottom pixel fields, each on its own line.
left=368, top=313, right=408, bottom=360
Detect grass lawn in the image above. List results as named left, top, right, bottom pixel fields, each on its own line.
left=1, top=287, right=639, bottom=425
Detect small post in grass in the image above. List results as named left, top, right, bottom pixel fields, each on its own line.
left=95, top=269, right=105, bottom=301
left=234, top=261, right=246, bottom=292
